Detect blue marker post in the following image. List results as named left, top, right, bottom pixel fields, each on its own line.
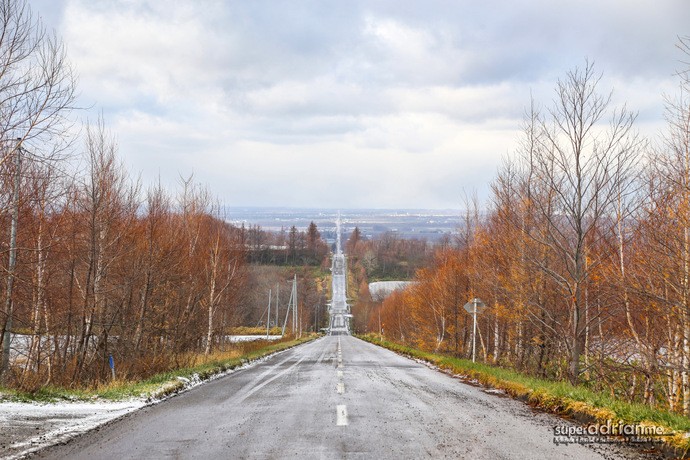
left=109, top=354, right=115, bottom=381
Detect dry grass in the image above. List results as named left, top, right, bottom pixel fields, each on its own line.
left=360, top=334, right=690, bottom=456
left=1, top=334, right=319, bottom=403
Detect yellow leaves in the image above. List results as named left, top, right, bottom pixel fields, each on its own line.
left=530, top=335, right=544, bottom=347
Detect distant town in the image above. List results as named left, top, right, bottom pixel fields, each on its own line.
left=226, top=207, right=463, bottom=242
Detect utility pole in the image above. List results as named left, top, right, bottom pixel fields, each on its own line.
left=283, top=275, right=302, bottom=336
left=266, top=289, right=271, bottom=339
left=275, top=284, right=279, bottom=328
left=281, top=284, right=290, bottom=336
left=293, top=275, right=299, bottom=337
left=281, top=277, right=298, bottom=336
left=1, top=140, right=22, bottom=380
left=472, top=302, right=477, bottom=362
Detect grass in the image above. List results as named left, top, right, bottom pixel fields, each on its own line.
left=227, top=326, right=283, bottom=335
left=359, top=333, right=690, bottom=454
left=0, top=334, right=318, bottom=403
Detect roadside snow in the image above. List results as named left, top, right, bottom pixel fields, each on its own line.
left=0, top=338, right=306, bottom=459
left=0, top=400, right=144, bottom=459
left=227, top=335, right=283, bottom=342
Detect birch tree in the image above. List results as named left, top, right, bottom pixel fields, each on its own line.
left=640, top=37, right=690, bottom=412
left=523, top=61, right=642, bottom=384
left=73, top=120, right=138, bottom=381
left=0, top=0, right=76, bottom=381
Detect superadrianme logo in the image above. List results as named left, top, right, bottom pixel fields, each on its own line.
left=553, top=421, right=672, bottom=445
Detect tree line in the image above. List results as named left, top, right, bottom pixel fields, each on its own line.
left=369, top=41, right=690, bottom=415
left=346, top=227, right=431, bottom=282
left=1, top=119, right=252, bottom=388
left=243, top=222, right=330, bottom=267
left=0, top=0, right=258, bottom=389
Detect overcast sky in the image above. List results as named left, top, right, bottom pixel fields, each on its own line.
left=29, top=0, right=690, bottom=209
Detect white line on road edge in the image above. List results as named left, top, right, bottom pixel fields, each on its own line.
left=337, top=382, right=345, bottom=394
left=336, top=405, right=348, bottom=426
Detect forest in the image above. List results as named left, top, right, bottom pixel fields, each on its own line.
left=0, top=1, right=337, bottom=390
left=363, top=39, right=690, bottom=416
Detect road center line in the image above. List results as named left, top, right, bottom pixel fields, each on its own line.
left=337, top=382, right=345, bottom=394
left=337, top=339, right=344, bottom=368
left=336, top=404, right=348, bottom=426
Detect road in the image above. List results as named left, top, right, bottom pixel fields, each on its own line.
left=37, top=336, right=651, bottom=459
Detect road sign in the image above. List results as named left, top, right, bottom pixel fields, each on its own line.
left=463, top=298, right=487, bottom=315
left=463, top=298, right=487, bottom=362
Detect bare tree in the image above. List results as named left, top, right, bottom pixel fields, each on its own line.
left=638, top=37, right=690, bottom=413
left=522, top=61, right=642, bottom=384
left=73, top=120, right=139, bottom=380
left=204, top=206, right=240, bottom=355
left=0, top=0, right=76, bottom=380
left=0, top=0, right=76, bottom=156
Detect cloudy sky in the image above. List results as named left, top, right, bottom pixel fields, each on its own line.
left=30, top=0, right=690, bottom=209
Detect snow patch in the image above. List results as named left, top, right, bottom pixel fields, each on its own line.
left=0, top=400, right=144, bottom=459
left=0, top=338, right=310, bottom=459
left=227, top=335, right=283, bottom=342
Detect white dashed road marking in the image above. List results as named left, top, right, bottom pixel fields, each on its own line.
left=336, top=405, right=348, bottom=426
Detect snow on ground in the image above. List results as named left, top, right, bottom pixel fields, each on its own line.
left=227, top=335, right=283, bottom=342
left=9, top=334, right=282, bottom=365
left=0, top=400, right=145, bottom=459
left=0, top=338, right=299, bottom=460
left=368, top=281, right=413, bottom=300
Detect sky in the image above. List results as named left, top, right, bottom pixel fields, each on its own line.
left=28, top=0, right=690, bottom=209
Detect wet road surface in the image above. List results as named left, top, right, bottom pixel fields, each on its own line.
left=36, top=336, right=653, bottom=459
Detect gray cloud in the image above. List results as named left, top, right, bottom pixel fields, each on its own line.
left=28, top=0, right=690, bottom=209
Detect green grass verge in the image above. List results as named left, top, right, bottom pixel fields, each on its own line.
left=359, top=333, right=690, bottom=454
left=0, top=335, right=318, bottom=403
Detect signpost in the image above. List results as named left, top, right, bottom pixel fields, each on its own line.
left=108, top=354, right=115, bottom=381
left=463, top=298, right=487, bottom=362
left=266, top=289, right=272, bottom=339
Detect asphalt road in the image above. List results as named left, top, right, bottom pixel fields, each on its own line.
left=36, top=336, right=653, bottom=459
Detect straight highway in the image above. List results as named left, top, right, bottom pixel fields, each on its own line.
left=37, top=336, right=649, bottom=459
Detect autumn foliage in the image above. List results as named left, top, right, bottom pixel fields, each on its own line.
left=370, top=47, right=690, bottom=415
left=0, top=121, right=251, bottom=389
